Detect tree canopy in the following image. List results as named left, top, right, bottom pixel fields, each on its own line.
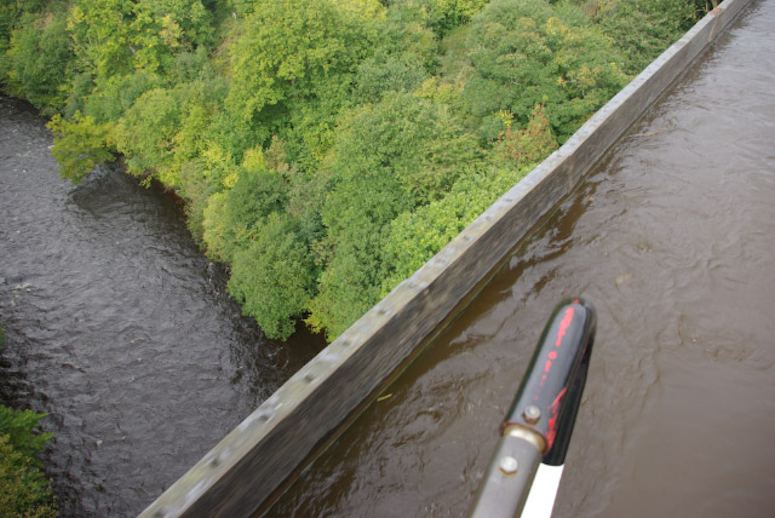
left=0, top=0, right=705, bottom=340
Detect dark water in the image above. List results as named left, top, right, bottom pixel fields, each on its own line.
left=273, top=2, right=775, bottom=517
left=0, top=99, right=323, bottom=516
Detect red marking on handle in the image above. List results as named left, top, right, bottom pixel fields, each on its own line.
left=545, top=386, right=568, bottom=451
left=555, top=307, right=575, bottom=347
left=536, top=304, right=579, bottom=400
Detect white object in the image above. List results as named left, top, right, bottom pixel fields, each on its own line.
left=521, top=464, right=564, bottom=518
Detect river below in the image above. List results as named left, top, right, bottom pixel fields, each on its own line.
left=272, top=2, right=775, bottom=517
left=0, top=98, right=323, bottom=516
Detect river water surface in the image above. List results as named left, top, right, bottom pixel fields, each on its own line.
left=272, top=2, right=775, bottom=517
left=0, top=99, right=322, bottom=516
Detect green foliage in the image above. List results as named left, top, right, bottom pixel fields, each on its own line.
left=178, top=158, right=221, bottom=242
left=0, top=435, right=57, bottom=518
left=0, top=406, right=56, bottom=518
left=4, top=0, right=698, bottom=342
left=0, top=1, right=47, bottom=55
left=463, top=0, right=628, bottom=142
left=65, top=1, right=131, bottom=79
left=47, top=112, right=113, bottom=183
left=203, top=162, right=289, bottom=262
left=353, top=53, right=428, bottom=104
left=326, top=92, right=478, bottom=206
left=307, top=91, right=478, bottom=338
left=112, top=87, right=183, bottom=181
left=2, top=9, right=74, bottom=114
left=0, top=407, right=52, bottom=460
left=380, top=164, right=527, bottom=293
left=352, top=5, right=437, bottom=103
left=437, top=24, right=474, bottom=85
left=308, top=169, right=405, bottom=339
left=225, top=0, right=378, bottom=131
left=67, top=0, right=214, bottom=80
left=81, top=71, right=161, bottom=123
left=0, top=325, right=56, bottom=517
left=228, top=213, right=316, bottom=340
left=494, top=103, right=558, bottom=166
left=224, top=0, right=255, bottom=17
left=423, top=0, right=489, bottom=35
left=597, top=0, right=696, bottom=74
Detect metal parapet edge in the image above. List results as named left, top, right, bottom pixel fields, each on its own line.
left=140, top=0, right=754, bottom=516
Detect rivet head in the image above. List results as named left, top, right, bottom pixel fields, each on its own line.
left=523, top=405, right=541, bottom=424
left=499, top=456, right=519, bottom=475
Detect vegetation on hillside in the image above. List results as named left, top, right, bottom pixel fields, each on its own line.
left=1, top=0, right=703, bottom=341
left=0, top=409, right=58, bottom=518
left=0, top=328, right=57, bottom=517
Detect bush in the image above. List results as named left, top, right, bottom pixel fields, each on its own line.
left=306, top=91, right=479, bottom=338
left=0, top=407, right=57, bottom=518
left=406, top=0, right=488, bottom=36
left=598, top=0, right=696, bottom=74
left=112, top=87, right=183, bottom=181
left=228, top=213, right=316, bottom=340
left=494, top=103, right=558, bottom=166
left=202, top=162, right=288, bottom=262
left=462, top=0, right=628, bottom=142
left=380, top=163, right=527, bottom=294
left=0, top=407, right=51, bottom=463
left=47, top=112, right=114, bottom=183
left=2, top=9, right=74, bottom=114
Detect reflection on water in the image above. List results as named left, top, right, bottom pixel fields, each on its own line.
left=272, top=2, right=775, bottom=517
left=0, top=98, right=323, bottom=517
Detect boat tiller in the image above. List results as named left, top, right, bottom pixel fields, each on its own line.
left=470, top=298, right=597, bottom=518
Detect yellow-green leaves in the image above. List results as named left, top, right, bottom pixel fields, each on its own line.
left=112, top=87, right=182, bottom=181
left=463, top=0, right=628, bottom=142
left=0, top=406, right=57, bottom=517
left=6, top=0, right=698, bottom=343
left=228, top=214, right=316, bottom=341
left=3, top=8, right=73, bottom=115
left=47, top=113, right=113, bottom=183
left=495, top=104, right=558, bottom=166
left=225, top=0, right=378, bottom=125
left=67, top=0, right=213, bottom=79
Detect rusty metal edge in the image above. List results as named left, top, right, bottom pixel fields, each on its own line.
left=139, top=1, right=754, bottom=516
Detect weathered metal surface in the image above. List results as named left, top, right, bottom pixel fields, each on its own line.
left=139, top=1, right=754, bottom=516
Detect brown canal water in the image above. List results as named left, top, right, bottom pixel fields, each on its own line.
left=0, top=99, right=323, bottom=516
left=272, top=2, right=775, bottom=517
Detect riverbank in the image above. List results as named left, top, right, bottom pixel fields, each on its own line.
left=0, top=324, right=57, bottom=517
left=1, top=0, right=704, bottom=342
left=0, top=95, right=323, bottom=515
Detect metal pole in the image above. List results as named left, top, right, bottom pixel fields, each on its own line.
left=470, top=299, right=596, bottom=518
left=470, top=426, right=545, bottom=518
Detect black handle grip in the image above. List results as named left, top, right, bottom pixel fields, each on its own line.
left=503, top=298, right=596, bottom=465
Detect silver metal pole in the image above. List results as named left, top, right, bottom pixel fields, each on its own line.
left=469, top=299, right=596, bottom=518
left=470, top=426, right=545, bottom=518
